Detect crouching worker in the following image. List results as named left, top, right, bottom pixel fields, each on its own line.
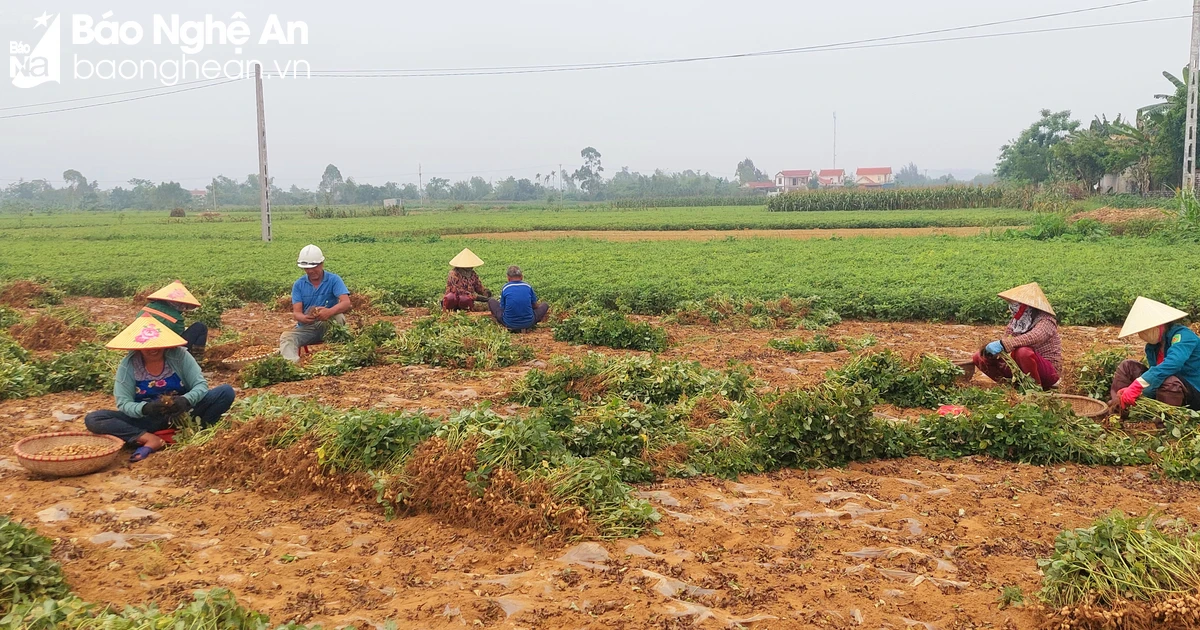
left=442, top=248, right=490, bottom=311
left=85, top=316, right=235, bottom=462
left=280, top=244, right=352, bottom=362
left=489, top=265, right=549, bottom=332
left=972, top=282, right=1062, bottom=390
left=1111, top=297, right=1200, bottom=412
left=140, top=281, right=207, bottom=361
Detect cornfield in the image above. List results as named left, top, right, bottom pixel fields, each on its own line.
left=610, top=196, right=765, bottom=209
left=767, top=185, right=1036, bottom=212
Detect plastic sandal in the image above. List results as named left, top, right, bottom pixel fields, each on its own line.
left=129, top=445, right=155, bottom=463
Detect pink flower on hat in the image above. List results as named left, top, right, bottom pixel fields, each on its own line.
left=168, top=288, right=186, bottom=299
left=134, top=326, right=160, bottom=344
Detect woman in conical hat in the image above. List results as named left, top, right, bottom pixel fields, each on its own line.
left=442, top=248, right=491, bottom=312
left=84, top=316, right=235, bottom=463
left=971, top=282, right=1063, bottom=390
left=1110, top=297, right=1200, bottom=413
left=139, top=281, right=208, bottom=360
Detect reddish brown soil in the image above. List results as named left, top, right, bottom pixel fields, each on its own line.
left=0, top=298, right=1168, bottom=629
left=10, top=315, right=96, bottom=352
left=465, top=226, right=1013, bottom=242
left=0, top=280, right=51, bottom=307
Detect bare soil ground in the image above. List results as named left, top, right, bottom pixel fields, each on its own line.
left=0, top=297, right=1164, bottom=629
left=1069, top=207, right=1171, bottom=225
left=463, top=227, right=1014, bottom=242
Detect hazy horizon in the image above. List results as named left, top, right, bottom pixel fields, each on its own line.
left=0, top=0, right=1190, bottom=189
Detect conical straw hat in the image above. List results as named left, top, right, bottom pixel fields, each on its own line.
left=106, top=316, right=188, bottom=351
left=449, top=248, right=484, bottom=268
left=1118, top=296, right=1189, bottom=338
left=146, top=281, right=200, bottom=307
left=997, top=282, right=1055, bottom=316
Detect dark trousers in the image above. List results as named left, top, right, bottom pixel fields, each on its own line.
left=1111, top=360, right=1200, bottom=409
left=84, top=384, right=235, bottom=444
left=183, top=322, right=208, bottom=349
left=487, top=298, right=549, bottom=332
left=972, top=346, right=1060, bottom=390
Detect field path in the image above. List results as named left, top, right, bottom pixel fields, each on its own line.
left=460, top=226, right=1016, bottom=241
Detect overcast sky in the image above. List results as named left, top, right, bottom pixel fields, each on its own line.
left=0, top=0, right=1190, bottom=189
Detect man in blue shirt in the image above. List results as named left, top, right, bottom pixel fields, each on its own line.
left=279, top=244, right=352, bottom=362
left=488, top=265, right=549, bottom=332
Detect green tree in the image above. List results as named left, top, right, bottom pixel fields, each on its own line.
left=468, top=176, right=492, bottom=199
left=996, top=109, right=1079, bottom=184
left=572, top=147, right=605, bottom=198
left=895, top=163, right=928, bottom=187
left=153, top=181, right=191, bottom=209
left=319, top=164, right=343, bottom=205
left=424, top=177, right=449, bottom=200
left=1053, top=116, right=1128, bottom=192
left=1141, top=69, right=1187, bottom=190
left=735, top=158, right=767, bottom=184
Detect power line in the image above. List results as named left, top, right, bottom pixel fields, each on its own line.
left=0, top=77, right=247, bottom=120
left=307, top=15, right=1187, bottom=79
left=0, top=77, right=238, bottom=112
left=310, top=0, right=1158, bottom=76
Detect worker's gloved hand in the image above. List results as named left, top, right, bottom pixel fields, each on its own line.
left=141, top=400, right=170, bottom=417
left=1119, top=380, right=1145, bottom=408
left=165, top=396, right=193, bottom=415
left=984, top=340, right=1004, bottom=357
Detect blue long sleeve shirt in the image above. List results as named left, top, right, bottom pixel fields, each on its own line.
left=1141, top=323, right=1200, bottom=396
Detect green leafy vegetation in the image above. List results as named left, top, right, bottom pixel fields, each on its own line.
left=387, top=314, right=534, bottom=369
left=1038, top=512, right=1200, bottom=608
left=0, top=341, right=118, bottom=400
left=239, top=356, right=307, bottom=389
left=828, top=351, right=963, bottom=408
left=768, top=333, right=875, bottom=353
left=1074, top=348, right=1129, bottom=400
left=553, top=309, right=668, bottom=352
left=668, top=294, right=839, bottom=330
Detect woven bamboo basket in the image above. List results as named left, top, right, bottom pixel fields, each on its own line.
left=221, top=345, right=279, bottom=368
left=953, top=359, right=976, bottom=383
left=1052, top=394, right=1109, bottom=420
left=13, top=432, right=124, bottom=477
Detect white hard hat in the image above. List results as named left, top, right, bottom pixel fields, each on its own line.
left=297, top=244, right=325, bottom=268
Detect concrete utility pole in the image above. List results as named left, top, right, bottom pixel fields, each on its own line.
left=832, top=112, right=837, bottom=169
left=255, top=64, right=272, bottom=242
left=1185, top=0, right=1200, bottom=195
left=418, top=163, right=424, bottom=199
left=559, top=162, right=563, bottom=207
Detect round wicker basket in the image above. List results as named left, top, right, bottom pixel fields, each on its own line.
left=1052, top=394, right=1109, bottom=420
left=13, top=432, right=124, bottom=477
left=221, top=346, right=279, bottom=368
left=953, top=359, right=976, bottom=383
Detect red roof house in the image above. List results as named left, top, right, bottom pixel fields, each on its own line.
left=774, top=170, right=813, bottom=192
left=855, top=167, right=894, bottom=187
left=817, top=169, right=846, bottom=187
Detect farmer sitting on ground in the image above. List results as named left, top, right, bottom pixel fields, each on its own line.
left=85, top=316, right=235, bottom=462
left=442, top=248, right=490, bottom=311
left=1111, top=297, right=1200, bottom=413
left=279, top=244, right=352, bottom=362
left=972, top=282, right=1062, bottom=390
left=488, top=265, right=550, bottom=332
left=139, top=281, right=207, bottom=361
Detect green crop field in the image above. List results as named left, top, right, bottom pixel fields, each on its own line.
left=0, top=205, right=1188, bottom=325
left=0, top=205, right=1032, bottom=239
